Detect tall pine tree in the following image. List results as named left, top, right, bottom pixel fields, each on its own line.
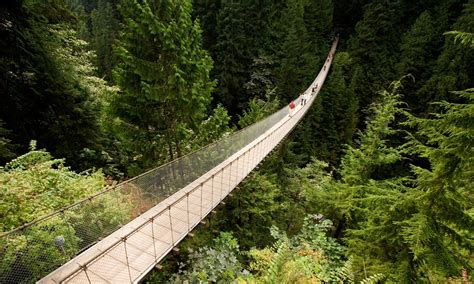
left=113, top=0, right=217, bottom=170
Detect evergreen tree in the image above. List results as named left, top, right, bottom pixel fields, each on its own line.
left=113, top=0, right=218, bottom=171
left=395, top=10, right=441, bottom=113
left=348, top=0, right=404, bottom=109
left=303, top=0, right=333, bottom=40
left=214, top=0, right=271, bottom=115
left=396, top=11, right=437, bottom=81
left=193, top=0, right=221, bottom=56
left=0, top=0, right=106, bottom=169
left=305, top=85, right=414, bottom=280
left=416, top=0, right=474, bottom=114
left=275, top=0, right=313, bottom=102
left=91, top=0, right=119, bottom=80
left=400, top=33, right=474, bottom=280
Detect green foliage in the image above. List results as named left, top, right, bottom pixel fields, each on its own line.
left=396, top=11, right=438, bottom=81
left=360, top=273, right=386, bottom=284
left=303, top=0, right=333, bottom=40
left=2, top=0, right=474, bottom=282
left=339, top=84, right=404, bottom=185
left=238, top=91, right=280, bottom=128
left=303, top=86, right=412, bottom=280
left=91, top=0, right=119, bottom=80
left=348, top=0, right=402, bottom=105
left=0, top=121, right=16, bottom=164
left=0, top=143, right=133, bottom=281
left=400, top=87, right=474, bottom=280
left=445, top=31, right=474, bottom=47
left=305, top=77, right=473, bottom=281
left=274, top=0, right=314, bottom=102
left=113, top=0, right=225, bottom=173
left=413, top=1, right=474, bottom=114
left=0, top=145, right=95, bottom=281
left=244, top=216, right=348, bottom=283
left=0, top=143, right=104, bottom=232
left=214, top=172, right=284, bottom=249
left=0, top=0, right=107, bottom=170
left=213, top=0, right=272, bottom=115
left=171, top=232, right=243, bottom=283
left=191, top=105, right=231, bottom=148
left=243, top=55, right=277, bottom=100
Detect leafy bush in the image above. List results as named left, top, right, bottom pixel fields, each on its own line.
left=171, top=232, right=243, bottom=283
left=0, top=144, right=132, bottom=282
left=245, top=215, right=348, bottom=283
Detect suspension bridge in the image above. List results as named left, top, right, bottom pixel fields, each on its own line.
left=0, top=37, right=338, bottom=283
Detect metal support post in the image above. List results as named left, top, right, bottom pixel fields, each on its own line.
left=150, top=218, right=157, bottom=260
left=168, top=206, right=174, bottom=245
left=186, top=193, right=190, bottom=232
left=123, top=238, right=133, bottom=283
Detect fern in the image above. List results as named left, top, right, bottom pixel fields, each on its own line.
left=444, top=31, right=474, bottom=47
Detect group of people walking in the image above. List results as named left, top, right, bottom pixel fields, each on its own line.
left=288, top=83, right=319, bottom=117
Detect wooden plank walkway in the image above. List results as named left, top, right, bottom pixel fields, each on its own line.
left=39, top=37, right=339, bottom=284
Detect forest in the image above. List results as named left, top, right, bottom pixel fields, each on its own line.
left=0, top=0, right=473, bottom=282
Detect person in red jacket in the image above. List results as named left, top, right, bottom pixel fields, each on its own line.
left=288, top=101, right=296, bottom=117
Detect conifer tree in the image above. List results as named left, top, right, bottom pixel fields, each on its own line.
left=0, top=0, right=105, bottom=169
left=400, top=33, right=474, bottom=280
left=193, top=0, right=221, bottom=56
left=91, top=0, right=119, bottom=80
left=395, top=10, right=441, bottom=114
left=275, top=0, right=313, bottom=101
left=396, top=11, right=437, bottom=81
left=113, top=0, right=217, bottom=169
left=306, top=85, right=416, bottom=280
left=214, top=0, right=271, bottom=115
left=303, top=0, right=333, bottom=39
left=416, top=0, right=474, bottom=114
left=348, top=0, right=403, bottom=109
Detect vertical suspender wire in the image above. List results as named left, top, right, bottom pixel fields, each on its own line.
left=245, top=149, right=248, bottom=175
left=211, top=175, right=215, bottom=209
left=248, top=148, right=252, bottom=174
left=150, top=218, right=157, bottom=260
left=168, top=206, right=174, bottom=246
left=200, top=183, right=203, bottom=218
left=83, top=266, right=92, bottom=284
left=220, top=166, right=224, bottom=202
left=186, top=192, right=190, bottom=232
left=123, top=238, right=133, bottom=283
left=229, top=161, right=233, bottom=192
left=236, top=156, right=240, bottom=185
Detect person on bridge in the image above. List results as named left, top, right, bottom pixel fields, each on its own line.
left=300, top=92, right=307, bottom=106
left=288, top=101, right=296, bottom=117
left=324, top=65, right=326, bottom=71
left=312, top=84, right=318, bottom=95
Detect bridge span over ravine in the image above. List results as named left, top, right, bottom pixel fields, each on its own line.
left=0, top=37, right=338, bottom=284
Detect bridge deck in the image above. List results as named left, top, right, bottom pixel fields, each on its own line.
left=39, top=38, right=338, bottom=283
